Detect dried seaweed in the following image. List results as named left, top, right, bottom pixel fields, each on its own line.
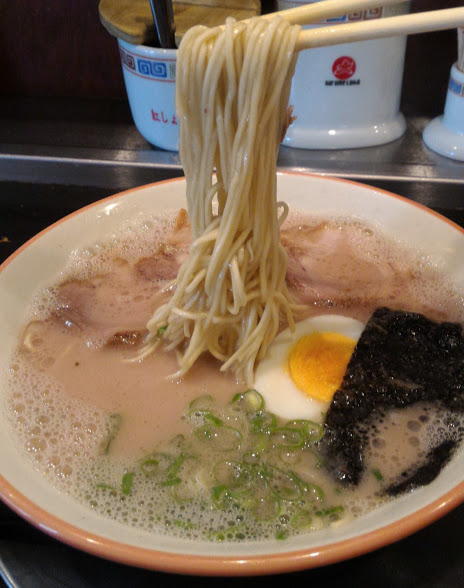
left=320, top=308, right=464, bottom=488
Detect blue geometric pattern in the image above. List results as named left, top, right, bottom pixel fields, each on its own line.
left=449, top=75, right=464, bottom=98
left=137, top=60, right=167, bottom=78
left=120, top=46, right=176, bottom=81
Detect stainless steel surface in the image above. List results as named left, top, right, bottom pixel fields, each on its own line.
left=1, top=109, right=463, bottom=192
left=279, top=116, right=464, bottom=183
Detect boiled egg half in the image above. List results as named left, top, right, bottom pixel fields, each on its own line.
left=254, top=315, right=365, bottom=421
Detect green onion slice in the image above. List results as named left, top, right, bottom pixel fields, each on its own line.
left=156, top=325, right=167, bottom=337
left=284, top=419, right=323, bottom=443
left=140, top=452, right=172, bottom=476
left=95, top=483, right=117, bottom=493
left=250, top=410, right=277, bottom=434
left=290, top=509, right=313, bottom=530
left=231, top=389, right=264, bottom=413
left=265, top=466, right=302, bottom=501
left=188, top=409, right=223, bottom=427
left=194, top=425, right=242, bottom=451
left=270, top=427, right=304, bottom=449
left=315, top=505, right=344, bottom=519
left=121, top=472, right=134, bottom=495
left=102, top=413, right=122, bottom=455
left=372, top=468, right=384, bottom=481
left=212, top=460, right=255, bottom=490
left=188, top=395, right=213, bottom=410
left=161, top=477, right=182, bottom=487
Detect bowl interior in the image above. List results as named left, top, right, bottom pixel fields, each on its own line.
left=0, top=174, right=463, bottom=575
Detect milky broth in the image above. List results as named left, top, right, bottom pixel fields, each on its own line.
left=5, top=209, right=464, bottom=541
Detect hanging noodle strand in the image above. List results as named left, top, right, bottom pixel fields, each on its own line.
left=145, top=16, right=301, bottom=384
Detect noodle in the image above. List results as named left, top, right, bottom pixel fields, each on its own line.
left=146, top=16, right=301, bottom=384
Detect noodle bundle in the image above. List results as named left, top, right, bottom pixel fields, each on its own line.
left=146, top=16, right=301, bottom=384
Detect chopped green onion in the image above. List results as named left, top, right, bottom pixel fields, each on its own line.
left=188, top=395, right=213, bottom=410
left=290, top=509, right=313, bottom=530
left=207, top=522, right=246, bottom=541
left=157, top=325, right=167, bottom=337
left=167, top=453, right=185, bottom=478
left=102, top=413, right=122, bottom=455
left=96, top=483, right=116, bottom=493
left=140, top=457, right=160, bottom=476
left=302, top=421, right=324, bottom=443
left=372, top=468, right=384, bottom=482
left=121, top=472, right=134, bottom=495
left=307, top=447, right=326, bottom=469
left=139, top=452, right=173, bottom=476
left=188, top=408, right=223, bottom=427
left=195, top=425, right=242, bottom=451
left=212, top=460, right=255, bottom=490
left=231, top=389, right=264, bottom=413
left=275, top=528, right=288, bottom=540
left=315, top=505, right=344, bottom=519
left=94, top=388, right=341, bottom=541
left=252, top=433, right=270, bottom=453
left=211, top=485, right=233, bottom=509
left=161, top=477, right=181, bottom=487
left=173, top=519, right=197, bottom=530
left=305, top=482, right=325, bottom=503
left=285, top=419, right=310, bottom=430
left=140, top=452, right=186, bottom=487
left=270, top=427, right=304, bottom=449
left=205, top=413, right=223, bottom=426
left=250, top=410, right=277, bottom=434
left=265, top=466, right=301, bottom=501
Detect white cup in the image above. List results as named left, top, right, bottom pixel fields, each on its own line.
left=118, top=39, right=178, bottom=151
left=279, top=1, right=409, bottom=149
left=423, top=63, right=464, bottom=161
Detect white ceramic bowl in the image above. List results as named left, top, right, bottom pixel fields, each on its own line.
left=0, top=174, right=463, bottom=576
left=118, top=39, right=178, bottom=151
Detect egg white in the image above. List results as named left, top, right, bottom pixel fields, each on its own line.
left=254, top=315, right=365, bottom=422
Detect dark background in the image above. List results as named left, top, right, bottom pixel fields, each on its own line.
left=0, top=0, right=462, bottom=116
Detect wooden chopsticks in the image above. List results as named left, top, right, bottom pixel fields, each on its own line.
left=262, top=0, right=405, bottom=26
left=225, top=0, right=464, bottom=52
left=295, top=6, right=464, bottom=51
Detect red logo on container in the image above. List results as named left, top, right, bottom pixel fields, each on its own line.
left=332, top=56, right=356, bottom=80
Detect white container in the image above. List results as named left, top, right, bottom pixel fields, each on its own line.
left=279, top=1, right=409, bottom=149
left=422, top=63, right=464, bottom=162
left=118, top=39, right=178, bottom=151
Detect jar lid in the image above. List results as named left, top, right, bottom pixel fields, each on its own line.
left=98, top=0, right=261, bottom=46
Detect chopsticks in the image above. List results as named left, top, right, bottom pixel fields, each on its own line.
left=295, top=6, right=464, bottom=51
left=149, top=0, right=176, bottom=49
left=458, top=28, right=464, bottom=72
left=262, top=0, right=405, bottom=26
left=240, top=0, right=464, bottom=53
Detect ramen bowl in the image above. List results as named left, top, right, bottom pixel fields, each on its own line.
left=0, top=174, right=463, bottom=576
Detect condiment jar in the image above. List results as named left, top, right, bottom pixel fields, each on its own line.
left=278, top=1, right=410, bottom=149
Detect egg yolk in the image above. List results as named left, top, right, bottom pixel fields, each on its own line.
left=287, top=332, right=356, bottom=402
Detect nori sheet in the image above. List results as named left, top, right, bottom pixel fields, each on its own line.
left=320, top=307, right=464, bottom=489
